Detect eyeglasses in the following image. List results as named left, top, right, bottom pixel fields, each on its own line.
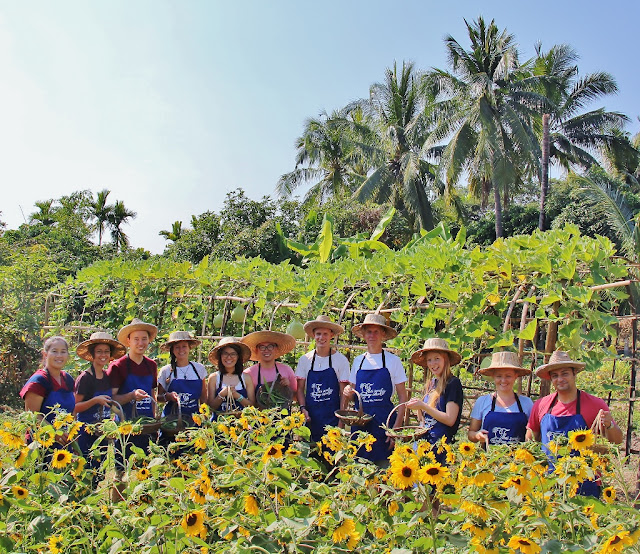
left=257, top=344, right=276, bottom=352
left=221, top=351, right=239, bottom=358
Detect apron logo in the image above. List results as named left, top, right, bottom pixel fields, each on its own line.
left=310, top=383, right=333, bottom=402
left=490, top=426, right=519, bottom=445
left=359, top=382, right=387, bottom=402
left=546, top=430, right=565, bottom=443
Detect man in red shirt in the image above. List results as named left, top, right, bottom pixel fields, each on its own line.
left=526, top=350, right=622, bottom=445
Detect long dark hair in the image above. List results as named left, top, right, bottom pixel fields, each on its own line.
left=217, top=345, right=245, bottom=379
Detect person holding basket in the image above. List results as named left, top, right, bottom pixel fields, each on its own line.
left=343, top=314, right=408, bottom=465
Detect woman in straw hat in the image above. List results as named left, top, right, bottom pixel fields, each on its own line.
left=74, top=332, right=126, bottom=465
left=207, top=337, right=255, bottom=417
left=241, top=330, right=297, bottom=409
left=295, top=315, right=350, bottom=442
left=157, top=331, right=208, bottom=434
left=343, top=314, right=408, bottom=464
left=467, top=351, right=533, bottom=446
left=407, top=338, right=463, bottom=461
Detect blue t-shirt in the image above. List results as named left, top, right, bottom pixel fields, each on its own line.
left=423, top=376, right=464, bottom=436
left=470, top=393, right=534, bottom=429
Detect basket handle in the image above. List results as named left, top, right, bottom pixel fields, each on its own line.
left=222, top=385, right=237, bottom=413
left=110, top=400, right=125, bottom=422
left=385, top=401, right=409, bottom=429
left=175, top=394, right=182, bottom=428
left=352, top=389, right=364, bottom=417
left=131, top=395, right=157, bottom=420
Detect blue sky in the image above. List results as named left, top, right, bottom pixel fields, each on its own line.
left=0, top=1, right=637, bottom=253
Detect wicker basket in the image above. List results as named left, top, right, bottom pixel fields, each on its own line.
left=160, top=395, right=184, bottom=436
left=256, top=374, right=293, bottom=411
left=335, top=390, right=374, bottom=426
left=384, top=402, right=430, bottom=443
left=78, top=400, right=125, bottom=437
left=217, top=387, right=243, bottom=418
left=131, top=397, right=161, bottom=435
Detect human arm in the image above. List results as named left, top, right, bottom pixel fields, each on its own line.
left=24, top=391, right=45, bottom=415
left=591, top=409, right=623, bottom=444
left=73, top=393, right=111, bottom=414
left=296, top=378, right=309, bottom=421
left=468, top=418, right=489, bottom=443
left=393, top=382, right=408, bottom=429
left=245, top=374, right=256, bottom=407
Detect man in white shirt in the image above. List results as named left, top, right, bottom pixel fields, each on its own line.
left=296, top=315, right=350, bottom=441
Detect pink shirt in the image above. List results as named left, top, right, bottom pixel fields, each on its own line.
left=527, top=390, right=613, bottom=434
left=244, top=363, right=297, bottom=392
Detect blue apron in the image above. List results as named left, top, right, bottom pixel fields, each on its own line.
left=354, top=351, right=395, bottom=462
left=76, top=366, right=113, bottom=459
left=161, top=362, right=203, bottom=418
left=483, top=394, right=528, bottom=445
left=306, top=351, right=340, bottom=442
left=120, top=356, right=154, bottom=420
left=422, top=378, right=460, bottom=464
left=41, top=370, right=76, bottom=423
left=215, top=373, right=248, bottom=413
left=540, top=391, right=600, bottom=498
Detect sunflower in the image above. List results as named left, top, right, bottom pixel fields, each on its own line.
left=192, top=413, right=203, bottom=426
left=137, top=468, right=151, bottom=481
left=118, top=423, right=134, bottom=435
left=460, top=500, right=488, bottom=520
left=375, top=527, right=386, bottom=538
left=416, top=441, right=432, bottom=457
left=48, top=535, right=64, bottom=554
left=71, top=456, right=86, bottom=478
left=462, top=522, right=493, bottom=541
left=502, top=475, right=532, bottom=496
left=346, top=530, right=361, bottom=549
left=418, top=462, right=450, bottom=487
left=506, top=535, right=541, bottom=554
left=286, top=445, right=301, bottom=457
left=458, top=441, right=476, bottom=456
left=51, top=449, right=72, bottom=469
left=67, top=421, right=82, bottom=442
left=598, top=531, right=634, bottom=553
left=1, top=430, right=24, bottom=450
left=181, top=510, right=206, bottom=538
left=362, top=434, right=376, bottom=452
left=291, top=412, right=305, bottom=427
left=35, top=427, right=55, bottom=448
left=471, top=472, right=495, bottom=487
left=194, top=438, right=207, bottom=451
left=244, top=495, right=259, bottom=516
left=388, top=501, right=399, bottom=516
left=388, top=457, right=419, bottom=489
left=332, top=518, right=356, bottom=543
left=602, top=486, right=616, bottom=504
left=392, top=444, right=416, bottom=459
left=261, top=443, right=285, bottom=464
left=568, top=429, right=595, bottom=451
left=514, top=448, right=535, bottom=465
left=12, top=485, right=28, bottom=499
left=198, top=403, right=210, bottom=416
left=238, top=416, right=250, bottom=430
left=15, top=448, right=29, bottom=468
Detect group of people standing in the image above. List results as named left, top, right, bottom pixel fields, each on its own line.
left=20, top=312, right=622, bottom=496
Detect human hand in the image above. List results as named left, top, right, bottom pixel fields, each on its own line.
left=165, top=391, right=179, bottom=402
left=591, top=409, right=614, bottom=437
left=95, top=395, right=112, bottom=407
left=132, top=389, right=149, bottom=401
left=343, top=385, right=355, bottom=398
left=406, top=397, right=425, bottom=411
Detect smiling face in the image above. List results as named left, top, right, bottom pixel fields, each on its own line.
left=313, top=328, right=334, bottom=350
left=44, top=339, right=69, bottom=372
left=171, top=341, right=191, bottom=366
left=549, top=367, right=577, bottom=393
left=493, top=369, right=517, bottom=393
left=363, top=325, right=385, bottom=351
left=256, top=342, right=277, bottom=363
left=127, top=330, right=150, bottom=356
left=92, top=343, right=112, bottom=369
left=220, top=346, right=240, bottom=373
left=425, top=351, right=446, bottom=378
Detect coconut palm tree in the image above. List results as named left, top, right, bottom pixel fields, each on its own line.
left=276, top=108, right=368, bottom=204
left=159, top=220, right=183, bottom=243
left=30, top=200, right=57, bottom=226
left=426, top=17, right=543, bottom=238
left=533, top=43, right=633, bottom=229
left=352, top=61, right=443, bottom=231
left=108, top=200, right=136, bottom=251
left=90, top=189, right=114, bottom=246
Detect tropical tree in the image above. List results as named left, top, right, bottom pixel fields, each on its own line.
left=427, top=17, right=543, bottom=238
left=159, top=220, right=183, bottom=243
left=30, top=200, right=57, bottom=226
left=108, top=200, right=136, bottom=251
left=90, top=189, right=114, bottom=246
left=532, top=43, right=633, bottom=229
left=353, top=61, right=442, bottom=231
left=276, top=108, right=369, bottom=204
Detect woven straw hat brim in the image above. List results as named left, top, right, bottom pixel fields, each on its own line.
left=76, top=338, right=127, bottom=361
left=535, top=361, right=586, bottom=380
left=478, top=365, right=531, bottom=378
left=208, top=339, right=252, bottom=365
left=303, top=319, right=345, bottom=338
left=351, top=322, right=397, bottom=340
left=241, top=331, right=297, bottom=361
left=117, top=321, right=158, bottom=343
left=160, top=336, right=202, bottom=352
left=411, top=348, right=462, bottom=367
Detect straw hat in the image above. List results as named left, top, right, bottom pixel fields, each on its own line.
left=535, top=350, right=586, bottom=380
left=411, top=338, right=461, bottom=366
left=303, top=315, right=345, bottom=338
left=352, top=313, right=397, bottom=340
left=76, top=332, right=126, bottom=361
left=478, top=351, right=530, bottom=378
left=208, top=337, right=251, bottom=365
left=160, top=331, right=201, bottom=352
left=241, top=330, right=297, bottom=361
left=117, top=318, right=158, bottom=343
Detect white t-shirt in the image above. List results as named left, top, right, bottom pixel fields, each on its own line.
left=349, top=351, right=407, bottom=385
left=470, top=393, right=534, bottom=428
left=158, top=362, right=207, bottom=391
left=295, top=350, right=351, bottom=382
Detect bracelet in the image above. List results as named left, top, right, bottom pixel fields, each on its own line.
left=607, top=421, right=614, bottom=430
left=236, top=395, right=245, bottom=402
left=300, top=406, right=307, bottom=410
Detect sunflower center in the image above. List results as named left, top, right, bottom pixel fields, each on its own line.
left=518, top=539, right=531, bottom=546
left=611, top=536, right=621, bottom=545
left=513, top=478, right=521, bottom=485
left=268, top=447, right=277, bottom=455
left=186, top=514, right=198, bottom=526
left=56, top=453, right=65, bottom=461
left=576, top=434, right=586, bottom=443
left=427, top=467, right=440, bottom=476
left=402, top=467, right=413, bottom=477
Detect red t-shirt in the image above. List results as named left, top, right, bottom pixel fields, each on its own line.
left=106, top=355, right=157, bottom=392
left=20, top=368, right=75, bottom=399
left=527, top=390, right=614, bottom=434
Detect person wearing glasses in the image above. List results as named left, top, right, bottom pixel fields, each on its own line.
left=241, top=330, right=297, bottom=409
